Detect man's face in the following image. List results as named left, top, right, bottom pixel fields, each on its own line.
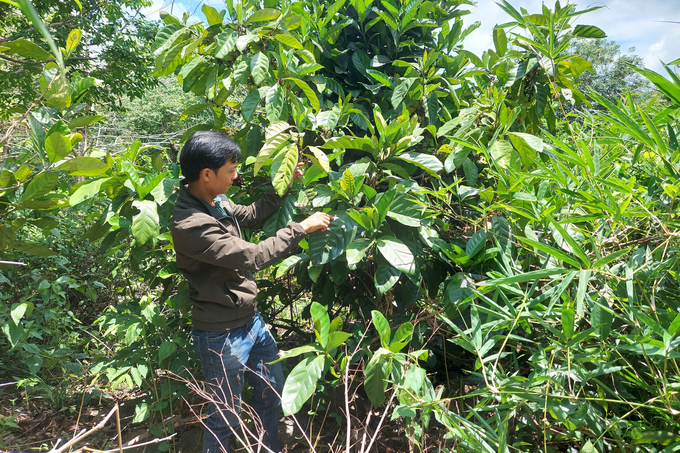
left=209, top=160, right=238, bottom=196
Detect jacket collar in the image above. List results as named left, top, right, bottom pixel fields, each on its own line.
left=179, top=179, right=232, bottom=221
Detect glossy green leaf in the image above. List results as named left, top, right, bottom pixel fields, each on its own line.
left=346, top=238, right=373, bottom=267
left=364, top=349, right=391, bottom=406
left=271, top=144, right=298, bottom=197
left=56, top=157, right=109, bottom=177
left=281, top=355, right=325, bottom=416
left=250, top=52, right=269, bottom=85
left=45, top=132, right=73, bottom=163
left=241, top=90, right=261, bottom=123
left=214, top=29, right=237, bottom=58
left=572, top=25, right=606, bottom=38
left=21, top=172, right=58, bottom=201
left=2, top=38, right=53, bottom=60
left=248, top=8, right=281, bottom=22
left=179, top=102, right=212, bottom=121
left=372, top=310, right=390, bottom=349
left=377, top=236, right=415, bottom=275
left=265, top=84, right=284, bottom=121
left=131, top=200, right=159, bottom=246
left=285, top=77, right=320, bottom=112
left=68, top=115, right=105, bottom=128
left=274, top=33, right=303, bottom=49
left=201, top=4, right=223, bottom=25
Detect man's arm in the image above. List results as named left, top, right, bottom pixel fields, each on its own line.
left=174, top=211, right=333, bottom=271
left=175, top=216, right=305, bottom=271
left=230, top=190, right=284, bottom=229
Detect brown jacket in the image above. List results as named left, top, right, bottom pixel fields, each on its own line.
left=171, top=181, right=306, bottom=331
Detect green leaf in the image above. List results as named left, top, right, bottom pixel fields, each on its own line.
left=248, top=8, right=281, bottom=22
left=254, top=122, right=291, bottom=174
left=327, top=331, right=351, bottom=351
left=241, top=90, right=261, bottom=123
left=493, top=27, right=507, bottom=55
left=214, top=29, right=237, bottom=58
left=306, top=146, right=330, bottom=173
left=549, top=219, right=590, bottom=267
left=346, top=238, right=373, bottom=267
left=26, top=355, right=43, bottom=374
left=70, top=177, right=109, bottom=206
left=250, top=52, right=269, bottom=85
left=276, top=254, right=304, bottom=278
left=572, top=25, right=606, bottom=38
left=68, top=115, right=104, bottom=128
left=11, top=301, right=33, bottom=324
left=372, top=310, right=391, bottom=349
left=21, top=172, right=58, bottom=201
left=274, top=33, right=303, bottom=49
left=281, top=355, right=325, bottom=416
left=2, top=38, right=53, bottom=60
left=265, top=84, right=284, bottom=121
left=391, top=78, right=415, bottom=109
left=311, top=301, right=330, bottom=347
left=395, top=152, right=443, bottom=175
left=339, top=168, right=356, bottom=199
left=285, top=77, right=320, bottom=112
left=45, top=132, right=73, bottom=163
left=158, top=341, right=177, bottom=363
left=365, top=69, right=393, bottom=88
left=2, top=320, right=23, bottom=348
left=295, top=62, right=323, bottom=76
left=20, top=243, right=56, bottom=256
left=271, top=144, right=298, bottom=197
left=131, top=200, right=160, bottom=246
left=275, top=344, right=325, bottom=363
left=133, top=402, right=151, bottom=423
left=375, top=263, right=400, bottom=294
left=179, top=102, right=212, bottom=121
left=462, top=158, right=478, bottom=186
left=364, top=349, right=391, bottom=406
left=201, top=4, right=223, bottom=26
left=562, top=299, right=575, bottom=340
left=477, top=268, right=569, bottom=287
left=56, top=157, right=109, bottom=177
left=517, top=236, right=581, bottom=268
left=389, top=322, right=413, bottom=353
left=465, top=231, right=486, bottom=259
left=377, top=236, right=415, bottom=275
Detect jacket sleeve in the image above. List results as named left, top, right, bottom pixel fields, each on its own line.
left=174, top=217, right=306, bottom=272
left=231, top=190, right=285, bottom=229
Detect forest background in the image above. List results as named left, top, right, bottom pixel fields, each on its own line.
left=1, top=0, right=680, bottom=452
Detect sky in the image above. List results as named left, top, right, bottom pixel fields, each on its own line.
left=141, top=0, right=680, bottom=74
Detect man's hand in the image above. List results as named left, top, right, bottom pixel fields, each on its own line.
left=289, top=163, right=304, bottom=189
left=300, top=211, right=334, bottom=233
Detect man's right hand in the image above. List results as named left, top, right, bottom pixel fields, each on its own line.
left=300, top=212, right=334, bottom=233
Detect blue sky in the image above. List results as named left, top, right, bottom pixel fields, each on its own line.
left=142, top=0, right=680, bottom=74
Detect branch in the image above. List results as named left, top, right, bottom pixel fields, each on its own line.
left=80, top=433, right=177, bottom=453
left=50, top=405, right=119, bottom=453
left=0, top=260, right=25, bottom=266
left=0, top=54, right=52, bottom=65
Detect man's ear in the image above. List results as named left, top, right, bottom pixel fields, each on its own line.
left=199, top=168, right=211, bottom=182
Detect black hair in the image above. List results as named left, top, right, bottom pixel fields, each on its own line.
left=179, top=131, right=242, bottom=181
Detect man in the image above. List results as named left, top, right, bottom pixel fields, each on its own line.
left=171, top=131, right=332, bottom=453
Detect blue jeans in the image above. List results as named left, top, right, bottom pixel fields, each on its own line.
left=192, top=312, right=284, bottom=453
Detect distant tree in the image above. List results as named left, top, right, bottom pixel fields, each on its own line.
left=569, top=39, right=652, bottom=106
left=0, top=0, right=158, bottom=117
